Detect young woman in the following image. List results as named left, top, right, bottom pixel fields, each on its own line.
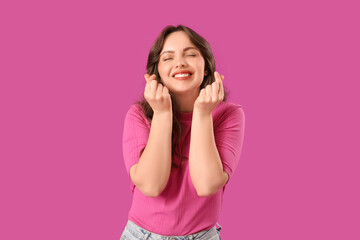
left=121, top=25, right=245, bottom=240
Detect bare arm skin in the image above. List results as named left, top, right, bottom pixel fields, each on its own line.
left=189, top=111, right=229, bottom=197
left=129, top=74, right=173, bottom=197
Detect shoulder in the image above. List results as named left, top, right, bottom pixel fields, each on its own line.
left=124, top=103, right=150, bottom=127
left=127, top=103, right=143, bottom=113
left=126, top=103, right=146, bottom=116
left=213, top=101, right=245, bottom=122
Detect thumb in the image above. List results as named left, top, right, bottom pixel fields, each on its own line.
left=144, top=73, right=150, bottom=82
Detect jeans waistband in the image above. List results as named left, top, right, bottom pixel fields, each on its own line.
left=125, top=220, right=220, bottom=240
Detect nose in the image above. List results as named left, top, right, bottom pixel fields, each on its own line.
left=175, top=56, right=187, bottom=68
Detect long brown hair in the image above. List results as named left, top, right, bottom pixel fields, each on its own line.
left=136, top=25, right=227, bottom=167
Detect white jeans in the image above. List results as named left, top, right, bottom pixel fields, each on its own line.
left=120, top=220, right=222, bottom=240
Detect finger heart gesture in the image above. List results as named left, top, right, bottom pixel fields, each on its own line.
left=144, top=73, right=172, bottom=114
left=194, top=71, right=225, bottom=114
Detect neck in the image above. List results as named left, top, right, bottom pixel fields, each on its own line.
left=172, top=89, right=200, bottom=113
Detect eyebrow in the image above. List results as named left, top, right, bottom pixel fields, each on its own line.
left=160, top=47, right=199, bottom=56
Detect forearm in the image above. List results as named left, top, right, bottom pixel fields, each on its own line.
left=189, top=111, right=225, bottom=196
left=133, top=111, right=172, bottom=196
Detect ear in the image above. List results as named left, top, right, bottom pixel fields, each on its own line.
left=204, top=70, right=208, bottom=76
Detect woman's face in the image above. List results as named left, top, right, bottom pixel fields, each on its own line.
left=157, top=31, right=206, bottom=96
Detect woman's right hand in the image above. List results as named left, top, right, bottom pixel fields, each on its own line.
left=144, top=74, right=172, bottom=114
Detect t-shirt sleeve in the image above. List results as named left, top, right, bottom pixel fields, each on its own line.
left=214, top=104, right=245, bottom=185
left=122, top=104, right=150, bottom=192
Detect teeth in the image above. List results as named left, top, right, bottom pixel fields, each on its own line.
left=174, top=73, right=190, bottom=78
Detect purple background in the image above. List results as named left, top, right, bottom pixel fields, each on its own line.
left=1, top=0, right=359, bottom=239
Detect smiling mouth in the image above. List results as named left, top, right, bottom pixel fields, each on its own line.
left=173, top=73, right=193, bottom=80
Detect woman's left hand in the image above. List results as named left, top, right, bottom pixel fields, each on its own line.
left=194, top=71, right=225, bottom=115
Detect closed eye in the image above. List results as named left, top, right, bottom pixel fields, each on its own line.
left=163, top=54, right=196, bottom=61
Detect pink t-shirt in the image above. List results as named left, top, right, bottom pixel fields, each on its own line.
left=122, top=101, right=245, bottom=236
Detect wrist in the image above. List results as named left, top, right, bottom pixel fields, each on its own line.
left=193, top=107, right=212, bottom=117
left=153, top=110, right=173, bottom=118
left=193, top=107, right=212, bottom=118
